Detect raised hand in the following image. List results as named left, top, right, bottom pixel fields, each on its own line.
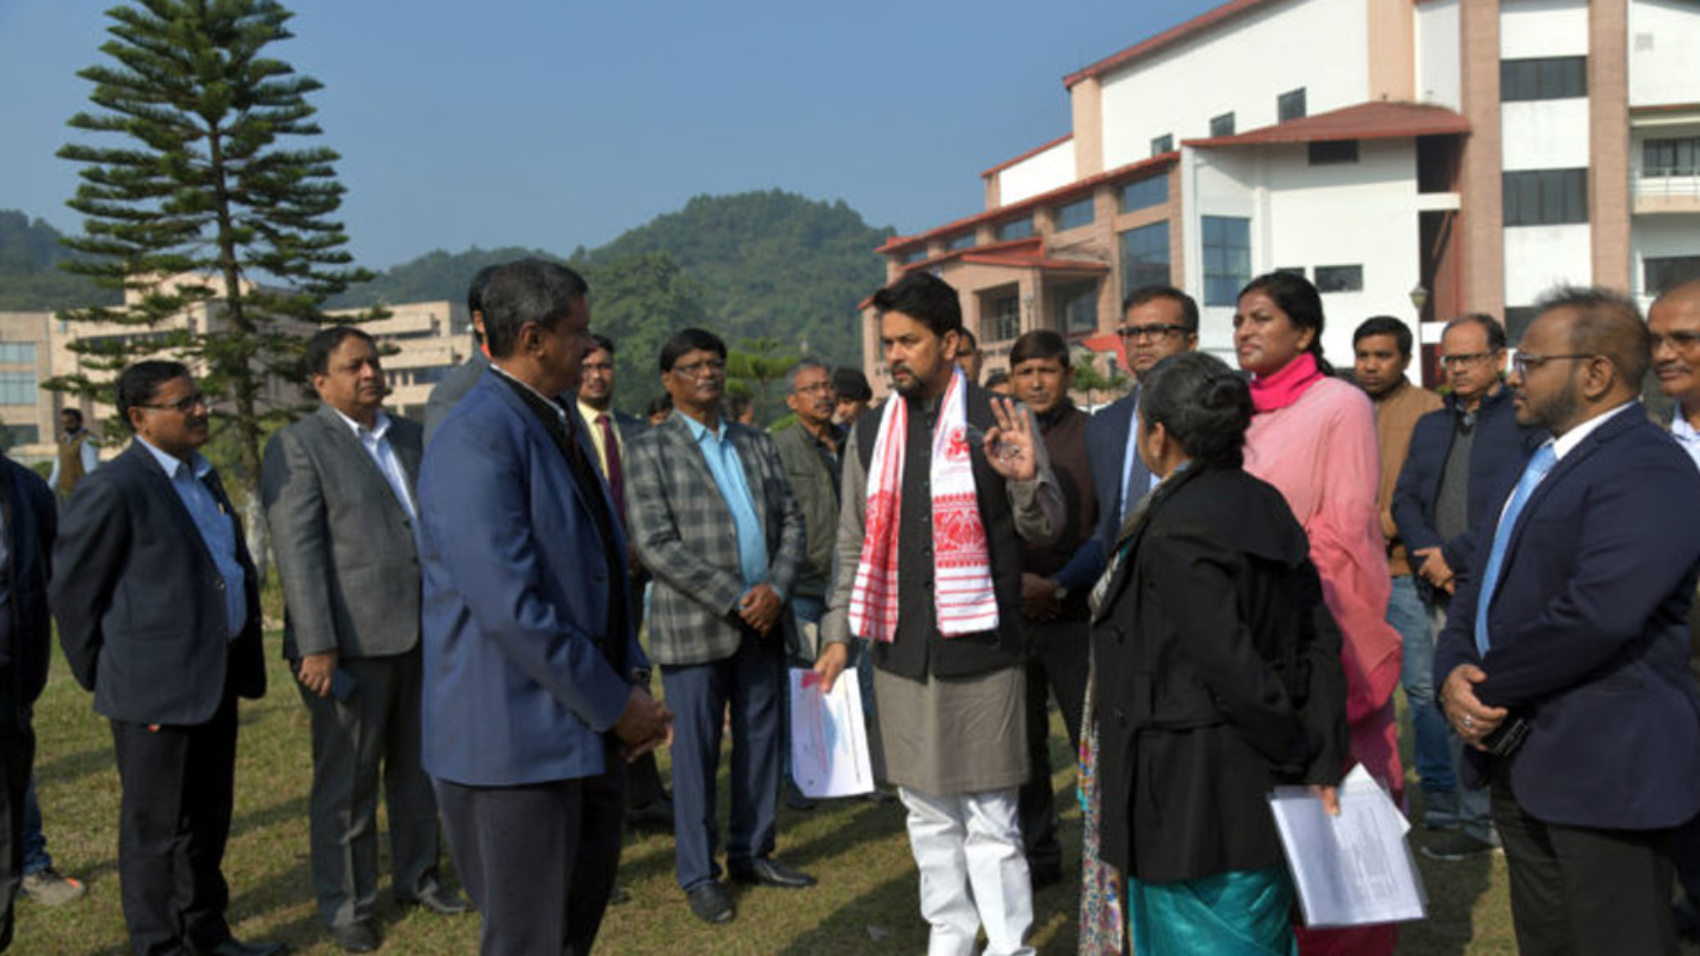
left=983, top=397, right=1038, bottom=481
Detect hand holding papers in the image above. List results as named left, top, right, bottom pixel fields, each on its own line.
left=1269, top=765, right=1427, bottom=928
left=789, top=666, right=874, bottom=799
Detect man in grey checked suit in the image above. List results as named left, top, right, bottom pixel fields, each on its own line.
left=624, top=327, right=812, bottom=925
left=262, top=327, right=467, bottom=954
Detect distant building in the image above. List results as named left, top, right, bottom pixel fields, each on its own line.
left=865, top=0, right=1700, bottom=389
left=0, top=274, right=469, bottom=464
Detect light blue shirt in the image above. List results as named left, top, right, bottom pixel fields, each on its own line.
left=333, top=408, right=420, bottom=553
left=682, top=415, right=770, bottom=591
left=1673, top=408, right=1700, bottom=474
left=137, top=436, right=247, bottom=638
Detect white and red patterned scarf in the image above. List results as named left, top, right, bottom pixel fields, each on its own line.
left=849, top=367, right=998, bottom=642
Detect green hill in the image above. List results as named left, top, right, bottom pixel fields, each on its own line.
left=0, top=211, right=118, bottom=310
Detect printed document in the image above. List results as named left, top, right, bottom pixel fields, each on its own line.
left=789, top=667, right=874, bottom=799
left=1269, top=764, right=1427, bottom=928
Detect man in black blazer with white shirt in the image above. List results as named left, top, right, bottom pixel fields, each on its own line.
left=53, top=361, right=278, bottom=956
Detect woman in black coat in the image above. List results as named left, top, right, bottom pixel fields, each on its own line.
left=1090, top=351, right=1349, bottom=955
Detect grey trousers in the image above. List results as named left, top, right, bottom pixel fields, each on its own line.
left=298, top=648, right=445, bottom=929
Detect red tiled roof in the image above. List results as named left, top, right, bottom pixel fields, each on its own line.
left=877, top=152, right=1178, bottom=256
left=956, top=252, right=1109, bottom=272
left=1630, top=102, right=1700, bottom=116
left=981, top=134, right=1074, bottom=180
left=1064, top=0, right=1285, bottom=90
left=1183, top=101, right=1469, bottom=147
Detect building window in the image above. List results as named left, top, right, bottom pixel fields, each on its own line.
left=945, top=232, right=977, bottom=252
left=0, top=372, right=36, bottom=406
left=995, top=217, right=1034, bottom=241
left=1314, top=265, right=1364, bottom=293
left=984, top=291, right=1021, bottom=343
left=1119, top=172, right=1169, bottom=214
left=1278, top=88, right=1307, bottom=122
left=1503, top=168, right=1588, bottom=226
left=1646, top=256, right=1700, bottom=298
left=1150, top=133, right=1174, bottom=156
left=1202, top=216, right=1251, bottom=307
left=1645, top=137, right=1700, bottom=178
left=1054, top=198, right=1095, bottom=232
left=1120, top=222, right=1170, bottom=299
left=903, top=248, right=930, bottom=265
left=0, top=343, right=36, bottom=364
left=1054, top=282, right=1099, bottom=335
left=1210, top=112, right=1236, bottom=138
left=1275, top=266, right=1306, bottom=277
left=1505, top=307, right=1538, bottom=344
left=0, top=425, right=38, bottom=449
left=1308, top=140, right=1359, bottom=165
left=1500, top=56, right=1587, bottom=101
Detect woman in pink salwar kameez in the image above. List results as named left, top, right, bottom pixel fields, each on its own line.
left=1234, top=272, right=1403, bottom=956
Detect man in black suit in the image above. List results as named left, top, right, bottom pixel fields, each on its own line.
left=0, top=445, right=55, bottom=951
left=53, top=361, right=281, bottom=956
left=1436, top=288, right=1700, bottom=955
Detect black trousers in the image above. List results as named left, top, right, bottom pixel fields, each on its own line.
left=1492, top=765, right=1678, bottom=956
left=0, top=668, right=32, bottom=953
left=436, top=751, right=626, bottom=956
left=111, top=691, right=239, bottom=956
left=1018, top=617, right=1088, bottom=870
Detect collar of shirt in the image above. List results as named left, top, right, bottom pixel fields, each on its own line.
left=681, top=413, right=729, bottom=444
left=491, top=364, right=572, bottom=427
left=330, top=406, right=392, bottom=443
left=1551, top=400, right=1634, bottom=461
left=1674, top=408, right=1700, bottom=445
left=576, top=398, right=617, bottom=425
left=135, top=435, right=213, bottom=483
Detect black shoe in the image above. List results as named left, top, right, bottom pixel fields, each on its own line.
left=187, top=938, right=287, bottom=956
left=783, top=780, right=817, bottom=812
left=401, top=886, right=471, bottom=916
left=686, top=882, right=734, bottom=924
left=331, top=923, right=380, bottom=954
left=627, top=793, right=675, bottom=830
left=729, top=857, right=817, bottom=889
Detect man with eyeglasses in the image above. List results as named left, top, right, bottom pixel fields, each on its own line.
left=1084, top=286, right=1198, bottom=567
left=1434, top=287, right=1700, bottom=955
left=1393, top=314, right=1542, bottom=860
left=624, top=328, right=812, bottom=925
left=1648, top=278, right=1700, bottom=941
left=54, top=361, right=282, bottom=956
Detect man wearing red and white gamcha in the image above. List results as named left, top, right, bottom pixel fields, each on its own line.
left=816, top=271, right=1062, bottom=956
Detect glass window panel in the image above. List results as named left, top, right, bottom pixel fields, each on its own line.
left=1210, top=112, right=1236, bottom=137
left=995, top=218, right=1034, bottom=241
left=1119, top=173, right=1168, bottom=213
left=946, top=232, right=977, bottom=251
left=1054, top=198, right=1095, bottom=231
left=1314, top=265, right=1364, bottom=293
left=1278, top=88, right=1307, bottom=122
left=1201, top=215, right=1250, bottom=307
left=1150, top=134, right=1173, bottom=156
left=1119, top=222, right=1170, bottom=299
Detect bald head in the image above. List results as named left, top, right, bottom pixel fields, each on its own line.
left=1649, top=279, right=1700, bottom=418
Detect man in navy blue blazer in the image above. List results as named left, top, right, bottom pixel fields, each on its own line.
left=418, top=259, right=671, bottom=956
left=1435, top=287, right=1700, bottom=956
left=1084, top=285, right=1198, bottom=567
left=53, top=361, right=277, bottom=956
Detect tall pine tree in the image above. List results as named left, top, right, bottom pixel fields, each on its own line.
left=53, top=0, right=375, bottom=568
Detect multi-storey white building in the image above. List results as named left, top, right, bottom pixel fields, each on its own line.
left=865, top=0, right=1700, bottom=388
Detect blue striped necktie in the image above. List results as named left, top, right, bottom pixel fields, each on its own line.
left=1474, top=443, right=1558, bottom=655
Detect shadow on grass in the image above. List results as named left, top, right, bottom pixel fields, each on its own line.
left=770, top=869, right=924, bottom=956
left=32, top=743, right=115, bottom=785
left=1398, top=790, right=1496, bottom=956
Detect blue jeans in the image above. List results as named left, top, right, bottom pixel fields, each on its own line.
left=1393, top=575, right=1454, bottom=798
left=22, top=774, right=48, bottom=876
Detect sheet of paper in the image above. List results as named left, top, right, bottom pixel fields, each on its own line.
left=789, top=667, right=874, bottom=799
left=1268, top=765, right=1428, bottom=928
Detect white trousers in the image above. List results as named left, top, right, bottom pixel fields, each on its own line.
left=900, top=785, right=1035, bottom=956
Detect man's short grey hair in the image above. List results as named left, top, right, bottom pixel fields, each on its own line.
left=786, top=356, right=830, bottom=392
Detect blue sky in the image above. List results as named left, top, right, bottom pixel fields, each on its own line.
left=0, top=0, right=1221, bottom=270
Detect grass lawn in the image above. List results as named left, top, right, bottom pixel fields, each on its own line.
left=16, top=635, right=1692, bottom=955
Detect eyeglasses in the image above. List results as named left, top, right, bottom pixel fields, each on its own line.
left=1117, top=324, right=1190, bottom=342
left=794, top=382, right=836, bottom=396
left=1511, top=352, right=1594, bottom=377
left=1440, top=351, right=1497, bottom=370
left=671, top=358, right=726, bottom=378
left=141, top=392, right=208, bottom=414
left=581, top=361, right=614, bottom=374
left=1651, top=330, right=1700, bottom=351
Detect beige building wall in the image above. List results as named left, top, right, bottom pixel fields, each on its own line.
left=0, top=311, right=64, bottom=463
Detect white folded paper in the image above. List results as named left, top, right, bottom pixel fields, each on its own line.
left=788, top=666, right=874, bottom=799
left=1268, top=764, right=1428, bottom=928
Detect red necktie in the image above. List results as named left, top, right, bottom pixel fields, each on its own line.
left=596, top=413, right=626, bottom=526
